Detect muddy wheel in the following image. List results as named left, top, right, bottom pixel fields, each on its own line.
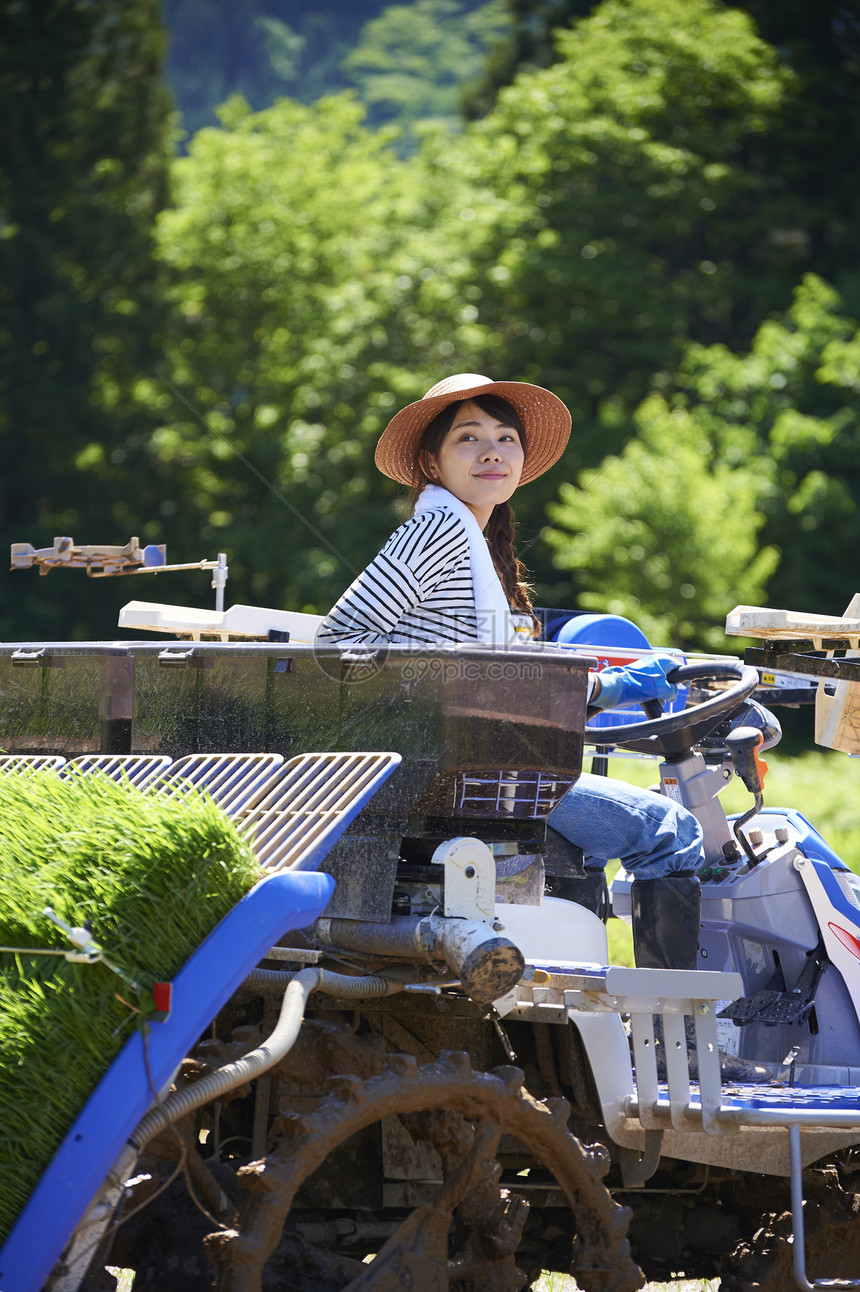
left=204, top=1050, right=644, bottom=1292
left=720, top=1162, right=860, bottom=1290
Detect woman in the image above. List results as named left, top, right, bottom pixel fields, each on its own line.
left=319, top=373, right=704, bottom=887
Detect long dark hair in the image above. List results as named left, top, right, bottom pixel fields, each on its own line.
left=407, top=394, right=537, bottom=626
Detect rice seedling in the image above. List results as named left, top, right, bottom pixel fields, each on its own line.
left=0, top=768, right=260, bottom=1242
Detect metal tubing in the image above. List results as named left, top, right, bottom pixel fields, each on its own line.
left=789, top=1124, right=860, bottom=1291
left=625, top=1100, right=860, bottom=1132
left=790, top=1124, right=814, bottom=1292
left=316, top=915, right=425, bottom=959
left=317, top=913, right=525, bottom=1004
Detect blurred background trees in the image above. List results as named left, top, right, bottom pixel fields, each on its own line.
left=342, top=1, right=510, bottom=134
left=2, top=0, right=859, bottom=644
left=0, top=0, right=174, bottom=638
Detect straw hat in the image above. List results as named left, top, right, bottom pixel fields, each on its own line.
left=374, top=373, right=572, bottom=486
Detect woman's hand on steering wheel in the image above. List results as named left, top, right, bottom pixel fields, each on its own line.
left=585, top=660, right=760, bottom=757
left=590, top=653, right=681, bottom=712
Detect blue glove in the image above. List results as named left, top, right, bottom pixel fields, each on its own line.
left=591, top=653, right=680, bottom=711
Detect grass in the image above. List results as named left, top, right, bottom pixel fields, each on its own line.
left=0, top=769, right=261, bottom=1243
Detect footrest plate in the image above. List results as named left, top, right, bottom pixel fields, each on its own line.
left=718, top=990, right=813, bottom=1026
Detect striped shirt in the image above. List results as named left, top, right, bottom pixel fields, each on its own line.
left=320, top=504, right=600, bottom=699
left=319, top=507, right=481, bottom=647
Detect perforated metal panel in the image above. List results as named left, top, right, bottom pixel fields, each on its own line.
left=236, top=751, right=401, bottom=871
left=63, top=754, right=173, bottom=789
left=156, top=752, right=284, bottom=813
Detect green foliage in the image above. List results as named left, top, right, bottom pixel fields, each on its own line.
left=733, top=0, right=860, bottom=315
left=463, top=0, right=599, bottom=119
left=677, top=274, right=860, bottom=616
left=449, top=0, right=788, bottom=403
left=343, top=0, right=510, bottom=132
left=398, top=0, right=795, bottom=576
left=543, top=396, right=779, bottom=650
left=0, top=0, right=174, bottom=642
left=159, top=0, right=374, bottom=135
left=466, top=0, right=860, bottom=330
left=160, top=1, right=504, bottom=137
left=6, top=0, right=860, bottom=643
left=544, top=274, right=860, bottom=645
left=759, top=749, right=860, bottom=876
left=147, top=94, right=431, bottom=611
left=0, top=768, right=260, bottom=1241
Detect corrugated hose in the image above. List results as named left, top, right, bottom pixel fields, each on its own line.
left=130, top=967, right=395, bottom=1150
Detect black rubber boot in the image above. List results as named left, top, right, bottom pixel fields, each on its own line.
left=631, top=874, right=701, bottom=970
left=549, top=872, right=610, bottom=921
left=543, top=825, right=586, bottom=880
left=630, top=874, right=769, bottom=1084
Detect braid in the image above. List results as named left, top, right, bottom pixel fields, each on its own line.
left=487, top=502, right=541, bottom=637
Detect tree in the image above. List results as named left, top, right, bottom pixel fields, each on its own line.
left=543, top=274, right=860, bottom=646
left=394, top=0, right=791, bottom=589
left=145, top=93, right=450, bottom=614
left=734, top=0, right=860, bottom=317
left=342, top=0, right=510, bottom=134
left=462, top=0, right=598, bottom=118
left=160, top=0, right=838, bottom=620
left=542, top=396, right=779, bottom=650
left=465, top=0, right=860, bottom=332
left=0, top=0, right=174, bottom=641
left=159, top=0, right=399, bottom=136
left=678, top=273, right=860, bottom=617
left=160, top=0, right=305, bottom=137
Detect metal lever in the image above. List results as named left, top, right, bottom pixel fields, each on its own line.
left=726, top=726, right=768, bottom=797
left=726, top=727, right=767, bottom=866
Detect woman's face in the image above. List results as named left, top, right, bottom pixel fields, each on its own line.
left=427, top=400, right=524, bottom=527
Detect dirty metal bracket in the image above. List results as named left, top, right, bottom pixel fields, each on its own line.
left=431, top=836, right=496, bottom=923
left=617, top=1129, right=664, bottom=1188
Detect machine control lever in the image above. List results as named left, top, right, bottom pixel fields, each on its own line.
left=726, top=726, right=768, bottom=797
left=726, top=726, right=768, bottom=867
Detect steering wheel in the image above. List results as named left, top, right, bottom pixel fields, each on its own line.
left=584, top=661, right=760, bottom=758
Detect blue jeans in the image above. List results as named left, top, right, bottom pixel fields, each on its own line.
left=547, top=772, right=703, bottom=879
